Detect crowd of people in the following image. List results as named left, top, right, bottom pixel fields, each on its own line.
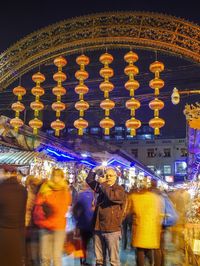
left=0, top=163, right=189, bottom=266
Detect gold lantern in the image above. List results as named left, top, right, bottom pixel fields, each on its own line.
left=149, top=98, right=164, bottom=117
left=149, top=117, right=165, bottom=135
left=10, top=117, right=24, bottom=132
left=74, top=118, right=88, bottom=136
left=52, top=102, right=66, bottom=118
left=52, top=86, right=66, bottom=101
left=30, top=101, right=44, bottom=117
left=74, top=54, right=90, bottom=135
left=11, top=84, right=26, bottom=132
left=100, top=117, right=115, bottom=135
left=75, top=100, right=89, bottom=117
left=11, top=102, right=25, bottom=117
left=125, top=98, right=141, bottom=117
left=51, top=119, right=65, bottom=137
left=100, top=99, right=115, bottom=116
left=99, top=52, right=115, bottom=135
left=29, top=118, right=43, bottom=135
left=51, top=56, right=67, bottom=136
left=125, top=117, right=141, bottom=136
left=13, top=85, right=26, bottom=101
left=124, top=51, right=141, bottom=135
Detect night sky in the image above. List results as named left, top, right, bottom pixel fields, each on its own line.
left=0, top=0, right=200, bottom=138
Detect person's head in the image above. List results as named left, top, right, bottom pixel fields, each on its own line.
left=25, top=175, right=43, bottom=191
left=104, top=167, right=117, bottom=186
left=51, top=168, right=65, bottom=184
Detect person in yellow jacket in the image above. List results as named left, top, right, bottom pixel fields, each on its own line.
left=127, top=179, right=164, bottom=266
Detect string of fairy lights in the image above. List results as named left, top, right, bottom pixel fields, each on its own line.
left=10, top=51, right=167, bottom=137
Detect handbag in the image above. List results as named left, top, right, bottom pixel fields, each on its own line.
left=163, top=196, right=179, bottom=227
left=64, top=230, right=85, bottom=258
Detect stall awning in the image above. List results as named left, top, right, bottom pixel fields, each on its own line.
left=0, top=151, right=44, bottom=165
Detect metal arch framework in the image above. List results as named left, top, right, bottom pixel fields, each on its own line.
left=0, top=11, right=200, bottom=89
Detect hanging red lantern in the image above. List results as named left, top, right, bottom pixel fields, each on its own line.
left=125, top=80, right=140, bottom=96
left=126, top=98, right=141, bottom=116
left=149, top=61, right=164, bottom=74
left=149, top=98, right=164, bottom=116
left=124, top=65, right=139, bottom=77
left=51, top=119, right=65, bottom=137
left=10, top=117, right=24, bottom=132
left=124, top=51, right=139, bottom=64
left=100, top=117, right=115, bottom=135
left=99, top=53, right=113, bottom=65
left=76, top=54, right=90, bottom=66
left=32, top=72, right=45, bottom=84
left=11, top=102, right=25, bottom=117
left=52, top=86, right=66, bottom=101
left=100, top=99, right=115, bottom=116
left=99, top=81, right=114, bottom=98
left=126, top=117, right=141, bottom=136
left=75, top=84, right=89, bottom=100
left=54, top=56, right=67, bottom=69
left=30, top=101, right=44, bottom=117
left=13, top=85, right=26, bottom=101
left=29, top=118, right=43, bottom=135
left=52, top=102, right=66, bottom=117
left=31, top=86, right=45, bottom=101
left=53, top=72, right=67, bottom=83
left=99, top=67, right=114, bottom=79
left=75, top=100, right=89, bottom=117
left=74, top=118, right=88, bottom=136
left=149, top=117, right=165, bottom=135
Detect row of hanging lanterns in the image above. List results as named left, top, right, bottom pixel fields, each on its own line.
left=74, top=54, right=90, bottom=135
left=10, top=52, right=165, bottom=136
left=149, top=61, right=165, bottom=135
left=51, top=56, right=67, bottom=136
left=124, top=51, right=141, bottom=136
left=99, top=52, right=115, bottom=135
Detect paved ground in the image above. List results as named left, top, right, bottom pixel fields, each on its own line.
left=62, top=230, right=187, bottom=266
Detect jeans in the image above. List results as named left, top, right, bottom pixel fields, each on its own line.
left=94, top=231, right=121, bottom=266
left=40, top=229, right=66, bottom=266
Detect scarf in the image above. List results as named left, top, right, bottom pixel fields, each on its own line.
left=39, top=179, right=68, bottom=195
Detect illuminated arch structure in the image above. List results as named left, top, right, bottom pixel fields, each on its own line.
left=0, top=11, right=200, bottom=89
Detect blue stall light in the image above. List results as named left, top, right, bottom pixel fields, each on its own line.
left=46, top=148, right=61, bottom=157
left=80, top=160, right=96, bottom=167
left=61, top=153, right=75, bottom=160
left=81, top=153, right=88, bottom=158
left=107, top=159, right=130, bottom=168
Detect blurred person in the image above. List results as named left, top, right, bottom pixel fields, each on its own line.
left=0, top=164, right=27, bottom=266
left=33, top=168, right=71, bottom=266
left=127, top=178, right=164, bottom=266
left=25, top=175, right=43, bottom=266
left=168, top=188, right=190, bottom=251
left=86, top=166, right=126, bottom=266
left=73, top=181, right=95, bottom=265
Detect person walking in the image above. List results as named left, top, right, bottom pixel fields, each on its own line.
left=33, top=168, right=71, bottom=266
left=0, top=164, right=27, bottom=266
left=86, top=166, right=126, bottom=266
left=73, top=182, right=95, bottom=265
left=127, top=178, right=164, bottom=266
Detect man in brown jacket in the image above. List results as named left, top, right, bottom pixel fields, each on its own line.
left=86, top=166, right=125, bottom=266
left=0, top=164, right=27, bottom=266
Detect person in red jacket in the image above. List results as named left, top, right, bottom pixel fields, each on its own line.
left=33, top=168, right=71, bottom=266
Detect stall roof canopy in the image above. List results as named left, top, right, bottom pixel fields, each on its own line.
left=0, top=151, right=51, bottom=165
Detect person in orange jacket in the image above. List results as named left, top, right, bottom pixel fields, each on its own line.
left=33, top=168, right=71, bottom=266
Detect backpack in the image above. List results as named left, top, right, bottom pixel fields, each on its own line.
left=163, top=196, right=179, bottom=227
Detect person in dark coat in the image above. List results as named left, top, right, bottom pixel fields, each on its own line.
left=0, top=164, right=27, bottom=266
left=86, top=166, right=126, bottom=266
left=73, top=182, right=95, bottom=265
